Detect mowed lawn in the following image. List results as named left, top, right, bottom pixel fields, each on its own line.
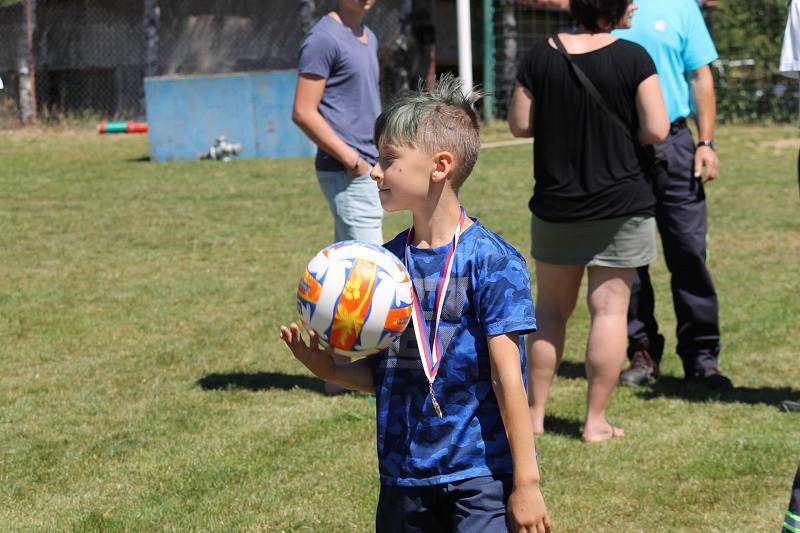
left=0, top=124, right=798, bottom=531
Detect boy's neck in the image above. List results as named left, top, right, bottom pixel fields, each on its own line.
left=410, top=196, right=472, bottom=249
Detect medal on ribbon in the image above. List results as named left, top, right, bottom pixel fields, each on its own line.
left=404, top=207, right=465, bottom=419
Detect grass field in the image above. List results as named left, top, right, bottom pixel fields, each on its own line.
left=1, top=124, right=799, bottom=531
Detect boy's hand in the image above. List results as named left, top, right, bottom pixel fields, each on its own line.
left=507, top=482, right=551, bottom=533
left=279, top=322, right=335, bottom=380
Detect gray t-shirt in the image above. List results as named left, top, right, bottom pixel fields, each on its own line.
left=298, top=15, right=381, bottom=171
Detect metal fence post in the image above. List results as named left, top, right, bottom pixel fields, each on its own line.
left=482, top=0, right=495, bottom=122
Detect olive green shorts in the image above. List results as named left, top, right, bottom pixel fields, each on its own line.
left=530, top=214, right=657, bottom=268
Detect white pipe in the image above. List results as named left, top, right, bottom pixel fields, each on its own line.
left=456, top=0, right=473, bottom=95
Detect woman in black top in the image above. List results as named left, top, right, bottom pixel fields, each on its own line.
left=508, top=0, right=668, bottom=444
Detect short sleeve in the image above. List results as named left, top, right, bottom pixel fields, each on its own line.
left=780, top=0, right=800, bottom=77
left=475, top=253, right=537, bottom=337
left=631, top=43, right=658, bottom=86
left=681, top=1, right=718, bottom=72
left=298, top=30, right=338, bottom=79
left=516, top=45, right=538, bottom=92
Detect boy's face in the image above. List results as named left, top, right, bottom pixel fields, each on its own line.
left=371, top=143, right=435, bottom=212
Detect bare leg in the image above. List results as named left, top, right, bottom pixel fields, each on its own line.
left=526, top=261, right=583, bottom=434
left=582, top=266, right=635, bottom=443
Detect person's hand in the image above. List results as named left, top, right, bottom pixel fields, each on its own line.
left=346, top=156, right=371, bottom=178
left=694, top=145, right=720, bottom=183
left=507, top=482, right=552, bottom=533
left=279, top=322, right=335, bottom=380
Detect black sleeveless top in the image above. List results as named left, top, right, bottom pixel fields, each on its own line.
left=516, top=38, right=658, bottom=222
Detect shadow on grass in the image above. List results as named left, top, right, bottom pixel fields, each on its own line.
left=196, top=372, right=325, bottom=394
left=542, top=414, right=584, bottom=440
left=556, top=360, right=586, bottom=380
left=634, top=376, right=800, bottom=408
left=126, top=155, right=151, bottom=162
left=554, top=361, right=798, bottom=410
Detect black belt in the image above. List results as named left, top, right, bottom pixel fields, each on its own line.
left=670, top=117, right=688, bottom=134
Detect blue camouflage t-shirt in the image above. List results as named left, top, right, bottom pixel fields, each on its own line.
left=375, top=218, right=536, bottom=487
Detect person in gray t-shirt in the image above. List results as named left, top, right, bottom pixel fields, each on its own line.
left=293, top=0, right=383, bottom=243
left=292, top=0, right=384, bottom=394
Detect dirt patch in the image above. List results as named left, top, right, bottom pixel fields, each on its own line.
left=759, top=138, right=800, bottom=152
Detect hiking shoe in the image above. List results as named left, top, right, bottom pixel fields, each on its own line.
left=780, top=399, right=800, bottom=412
left=619, top=349, right=659, bottom=386
left=689, top=367, right=733, bottom=390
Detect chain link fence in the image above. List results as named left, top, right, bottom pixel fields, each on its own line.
left=709, top=0, right=798, bottom=123
left=491, top=0, right=798, bottom=123
left=0, top=0, right=796, bottom=127
left=0, top=0, right=408, bottom=126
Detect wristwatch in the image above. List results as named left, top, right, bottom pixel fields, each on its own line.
left=697, top=139, right=716, bottom=150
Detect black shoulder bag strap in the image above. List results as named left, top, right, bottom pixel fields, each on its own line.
left=551, top=33, right=636, bottom=141
left=552, top=33, right=669, bottom=196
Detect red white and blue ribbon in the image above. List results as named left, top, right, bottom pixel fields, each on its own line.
left=404, top=207, right=465, bottom=417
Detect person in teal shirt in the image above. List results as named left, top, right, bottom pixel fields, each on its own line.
left=613, top=0, right=733, bottom=389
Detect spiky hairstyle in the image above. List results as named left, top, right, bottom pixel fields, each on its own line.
left=374, top=74, right=483, bottom=189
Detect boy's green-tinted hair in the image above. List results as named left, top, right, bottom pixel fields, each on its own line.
left=374, top=74, right=483, bottom=188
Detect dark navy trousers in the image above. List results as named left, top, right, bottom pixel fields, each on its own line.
left=375, top=476, right=511, bottom=533
left=627, top=122, right=721, bottom=377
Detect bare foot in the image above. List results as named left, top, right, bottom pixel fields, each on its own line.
left=581, top=424, right=624, bottom=444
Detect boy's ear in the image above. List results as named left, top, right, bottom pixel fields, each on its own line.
left=431, top=151, right=455, bottom=183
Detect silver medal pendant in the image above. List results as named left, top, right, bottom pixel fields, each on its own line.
left=429, top=383, right=443, bottom=418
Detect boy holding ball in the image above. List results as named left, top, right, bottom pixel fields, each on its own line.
left=280, top=75, right=550, bottom=532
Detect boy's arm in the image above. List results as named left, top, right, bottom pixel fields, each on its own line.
left=280, top=323, right=376, bottom=393
left=488, top=333, right=551, bottom=533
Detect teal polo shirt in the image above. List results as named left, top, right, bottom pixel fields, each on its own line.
left=614, top=0, right=718, bottom=122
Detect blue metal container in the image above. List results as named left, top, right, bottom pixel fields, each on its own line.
left=144, top=70, right=315, bottom=162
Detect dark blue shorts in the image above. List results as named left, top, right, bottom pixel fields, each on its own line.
left=375, top=475, right=511, bottom=533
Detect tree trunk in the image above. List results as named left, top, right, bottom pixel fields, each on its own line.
left=299, top=0, right=316, bottom=34
left=496, top=0, right=517, bottom=118
left=144, top=0, right=160, bottom=79
left=18, top=0, right=37, bottom=125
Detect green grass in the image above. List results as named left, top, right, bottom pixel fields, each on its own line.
left=0, top=124, right=798, bottom=531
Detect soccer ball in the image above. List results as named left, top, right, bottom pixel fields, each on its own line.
left=296, top=241, right=413, bottom=357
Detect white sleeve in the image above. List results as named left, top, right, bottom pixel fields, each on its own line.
left=780, top=0, right=800, bottom=78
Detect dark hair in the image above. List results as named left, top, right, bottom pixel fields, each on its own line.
left=569, top=0, right=630, bottom=32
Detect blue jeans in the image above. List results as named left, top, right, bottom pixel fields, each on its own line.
left=316, top=168, right=383, bottom=244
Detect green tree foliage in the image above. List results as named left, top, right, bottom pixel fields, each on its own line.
left=710, top=0, right=797, bottom=122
